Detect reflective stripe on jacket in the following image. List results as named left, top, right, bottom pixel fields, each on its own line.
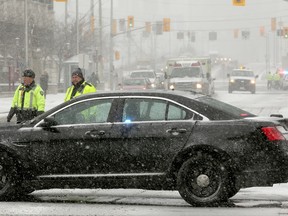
left=64, top=81, right=96, bottom=102
left=11, top=84, right=45, bottom=112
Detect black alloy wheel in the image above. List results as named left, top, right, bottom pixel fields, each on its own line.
left=177, top=152, right=230, bottom=206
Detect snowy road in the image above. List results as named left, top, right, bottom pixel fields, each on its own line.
left=2, top=185, right=288, bottom=215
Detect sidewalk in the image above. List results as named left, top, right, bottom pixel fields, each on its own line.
left=0, top=93, right=65, bottom=115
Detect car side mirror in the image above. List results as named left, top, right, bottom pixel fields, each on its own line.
left=270, top=114, right=283, bottom=118
left=255, top=75, right=259, bottom=79
left=227, top=74, right=230, bottom=78
left=40, top=116, right=58, bottom=128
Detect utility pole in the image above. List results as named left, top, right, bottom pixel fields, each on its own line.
left=98, top=0, right=103, bottom=83
left=109, top=0, right=114, bottom=90
left=90, top=0, right=95, bottom=74
left=76, top=0, right=79, bottom=55
left=65, top=0, right=68, bottom=42
left=25, top=0, right=28, bottom=67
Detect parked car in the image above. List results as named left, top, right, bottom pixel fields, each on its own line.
left=1, top=90, right=288, bottom=206
left=281, top=74, right=288, bottom=90
left=129, top=69, right=158, bottom=88
left=228, top=68, right=258, bottom=94
left=118, top=78, right=152, bottom=90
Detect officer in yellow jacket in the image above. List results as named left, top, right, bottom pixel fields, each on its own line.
left=64, top=68, right=96, bottom=102
left=7, top=69, right=45, bottom=123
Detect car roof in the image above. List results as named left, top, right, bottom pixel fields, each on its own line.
left=70, top=90, right=204, bottom=101
left=129, top=69, right=155, bottom=73
left=233, top=68, right=253, bottom=72
left=123, top=77, right=148, bottom=81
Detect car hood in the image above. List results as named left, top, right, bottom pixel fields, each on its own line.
left=170, top=77, right=202, bottom=82
left=0, top=123, right=24, bottom=139
left=230, top=76, right=255, bottom=80
left=122, top=85, right=147, bottom=90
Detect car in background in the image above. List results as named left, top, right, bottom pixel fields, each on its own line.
left=155, top=72, right=166, bottom=89
left=228, top=68, right=258, bottom=94
left=168, top=61, right=215, bottom=95
left=129, top=69, right=158, bottom=88
left=118, top=78, right=152, bottom=90
left=281, top=74, right=288, bottom=90
left=1, top=90, right=288, bottom=207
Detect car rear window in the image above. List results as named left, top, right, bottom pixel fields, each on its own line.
left=196, top=96, right=256, bottom=120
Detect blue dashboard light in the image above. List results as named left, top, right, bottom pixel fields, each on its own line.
left=124, top=119, right=132, bottom=123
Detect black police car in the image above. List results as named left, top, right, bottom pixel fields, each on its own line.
left=1, top=90, right=288, bottom=206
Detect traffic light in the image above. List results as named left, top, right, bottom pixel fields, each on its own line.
left=127, top=16, right=134, bottom=28
left=145, top=22, right=151, bottom=33
left=232, top=0, right=245, bottom=6
left=119, top=19, right=125, bottom=31
left=259, top=26, right=265, bottom=37
left=155, top=21, right=163, bottom=35
left=177, top=32, right=184, bottom=40
left=90, top=16, right=95, bottom=33
left=284, top=27, right=288, bottom=38
left=209, top=32, right=217, bottom=41
left=112, top=19, right=117, bottom=35
left=115, top=51, right=120, bottom=60
left=163, top=18, right=170, bottom=32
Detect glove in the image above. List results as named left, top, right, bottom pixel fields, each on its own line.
left=36, top=111, right=44, bottom=116
left=7, top=107, right=16, bottom=122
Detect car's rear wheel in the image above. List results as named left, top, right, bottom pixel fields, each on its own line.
left=177, top=152, right=230, bottom=206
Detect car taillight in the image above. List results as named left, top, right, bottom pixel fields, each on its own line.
left=261, top=127, right=285, bottom=141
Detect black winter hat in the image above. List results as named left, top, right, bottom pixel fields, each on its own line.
left=22, top=69, right=35, bottom=78
left=72, top=68, right=84, bottom=79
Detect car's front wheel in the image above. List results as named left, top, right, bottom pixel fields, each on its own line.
left=177, top=152, right=230, bottom=206
left=0, top=152, right=20, bottom=200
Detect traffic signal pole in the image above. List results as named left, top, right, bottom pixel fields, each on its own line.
left=109, top=0, right=114, bottom=90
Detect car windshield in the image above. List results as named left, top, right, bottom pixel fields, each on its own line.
left=231, top=70, right=254, bottom=77
left=130, top=71, right=155, bottom=78
left=170, top=67, right=201, bottom=78
left=123, top=79, right=146, bottom=85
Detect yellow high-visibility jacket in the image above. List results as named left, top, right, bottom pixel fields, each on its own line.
left=11, top=83, right=45, bottom=112
left=64, top=81, right=96, bottom=102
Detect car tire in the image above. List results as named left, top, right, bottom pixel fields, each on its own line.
left=0, top=152, right=20, bottom=201
left=177, top=152, right=230, bottom=206
left=227, top=180, right=240, bottom=198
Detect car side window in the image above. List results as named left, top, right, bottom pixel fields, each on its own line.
left=122, top=98, right=166, bottom=122
left=122, top=98, right=202, bottom=122
left=53, top=98, right=113, bottom=125
left=167, top=103, right=187, bottom=120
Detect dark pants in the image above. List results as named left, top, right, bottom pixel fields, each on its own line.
left=16, top=110, right=36, bottom=123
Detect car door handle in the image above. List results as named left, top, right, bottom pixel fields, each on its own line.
left=85, top=130, right=106, bottom=138
left=166, top=128, right=187, bottom=134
